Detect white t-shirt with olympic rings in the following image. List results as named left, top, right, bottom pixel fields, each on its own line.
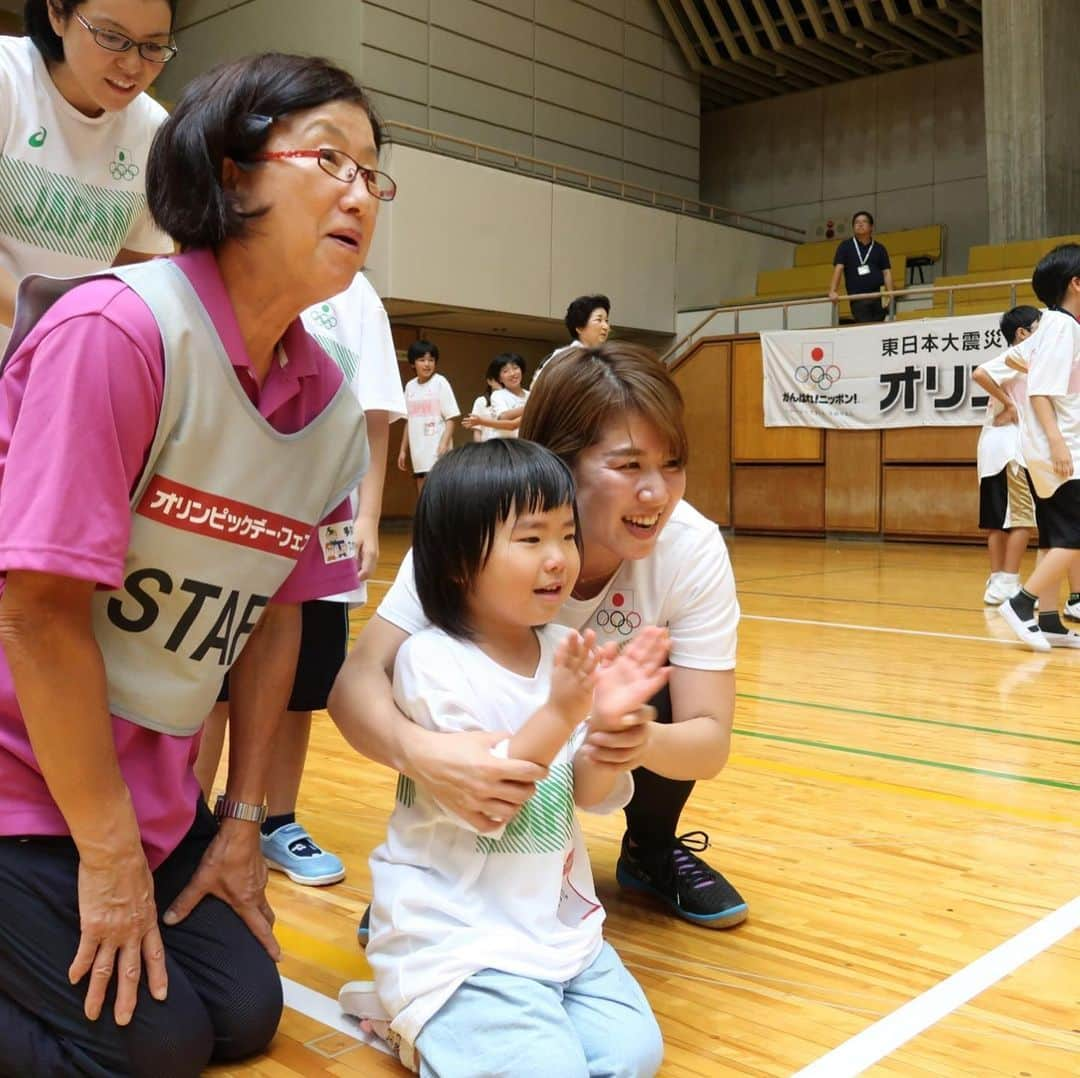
left=377, top=499, right=739, bottom=671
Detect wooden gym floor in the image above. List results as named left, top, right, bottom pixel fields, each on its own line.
left=207, top=531, right=1078, bottom=1077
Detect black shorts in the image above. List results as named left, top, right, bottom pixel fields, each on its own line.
left=217, top=599, right=350, bottom=712
left=979, top=466, right=1035, bottom=530
left=1030, top=478, right=1080, bottom=550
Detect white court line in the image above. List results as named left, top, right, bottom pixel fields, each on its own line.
left=743, top=613, right=1025, bottom=647
left=794, top=896, right=1080, bottom=1077
left=281, top=976, right=392, bottom=1058
left=368, top=584, right=1022, bottom=648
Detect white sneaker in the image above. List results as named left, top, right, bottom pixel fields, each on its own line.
left=984, top=574, right=1014, bottom=604
left=984, top=573, right=1021, bottom=605
left=1064, top=598, right=1080, bottom=621
left=339, top=982, right=419, bottom=1072
left=998, top=601, right=1051, bottom=652
left=1044, top=629, right=1080, bottom=648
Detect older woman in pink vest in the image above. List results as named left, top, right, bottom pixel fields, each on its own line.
left=0, top=52, right=392, bottom=1074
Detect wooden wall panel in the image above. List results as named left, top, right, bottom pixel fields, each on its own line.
left=825, top=430, right=881, bottom=532
left=732, top=340, right=824, bottom=463
left=733, top=466, right=826, bottom=533
left=673, top=340, right=731, bottom=526
left=883, top=426, right=979, bottom=462
left=883, top=466, right=982, bottom=539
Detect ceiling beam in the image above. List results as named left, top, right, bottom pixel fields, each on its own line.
left=881, top=0, right=962, bottom=55
left=850, top=0, right=937, bottom=61
left=676, top=0, right=724, bottom=65
left=938, top=0, right=982, bottom=34
left=656, top=0, right=705, bottom=72
left=701, top=0, right=746, bottom=60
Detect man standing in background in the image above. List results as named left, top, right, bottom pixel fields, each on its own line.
left=828, top=211, right=893, bottom=323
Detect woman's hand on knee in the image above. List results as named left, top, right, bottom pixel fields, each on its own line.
left=70, top=837, right=168, bottom=1026
left=162, top=819, right=280, bottom=961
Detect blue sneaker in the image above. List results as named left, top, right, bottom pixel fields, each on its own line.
left=357, top=904, right=371, bottom=948
left=261, top=822, right=345, bottom=886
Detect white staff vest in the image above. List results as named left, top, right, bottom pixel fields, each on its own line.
left=3, top=260, right=369, bottom=734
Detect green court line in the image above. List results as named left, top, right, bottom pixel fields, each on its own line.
left=732, top=729, right=1080, bottom=791
left=737, top=692, right=1080, bottom=748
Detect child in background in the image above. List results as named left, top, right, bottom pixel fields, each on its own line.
left=464, top=352, right=530, bottom=438
left=999, top=245, right=1080, bottom=650
left=972, top=306, right=1039, bottom=605
left=398, top=339, right=460, bottom=492
left=469, top=361, right=502, bottom=443
left=340, top=440, right=666, bottom=1078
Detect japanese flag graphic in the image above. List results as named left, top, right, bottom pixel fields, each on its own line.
left=801, top=341, right=834, bottom=365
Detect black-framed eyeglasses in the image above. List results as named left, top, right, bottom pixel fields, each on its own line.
left=74, top=12, right=178, bottom=64
left=252, top=148, right=397, bottom=201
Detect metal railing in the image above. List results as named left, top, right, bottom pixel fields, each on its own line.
left=662, top=277, right=1031, bottom=366
left=385, top=120, right=805, bottom=243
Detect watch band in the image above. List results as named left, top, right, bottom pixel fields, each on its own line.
left=213, top=794, right=267, bottom=824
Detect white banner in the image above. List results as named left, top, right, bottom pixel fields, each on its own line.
left=761, top=314, right=1007, bottom=428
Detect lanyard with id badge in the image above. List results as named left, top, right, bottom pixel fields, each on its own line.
left=854, top=238, right=875, bottom=277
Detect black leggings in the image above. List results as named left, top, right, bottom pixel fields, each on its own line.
left=0, top=802, right=282, bottom=1077
left=623, top=684, right=697, bottom=851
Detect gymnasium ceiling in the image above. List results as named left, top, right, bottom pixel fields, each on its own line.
left=658, top=0, right=983, bottom=110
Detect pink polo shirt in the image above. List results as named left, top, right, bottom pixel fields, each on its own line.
left=0, top=250, right=360, bottom=867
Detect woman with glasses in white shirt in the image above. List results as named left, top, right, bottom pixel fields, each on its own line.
left=0, top=1, right=178, bottom=349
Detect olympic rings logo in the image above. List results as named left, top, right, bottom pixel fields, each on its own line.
left=794, top=363, right=842, bottom=391
left=109, top=162, right=139, bottom=181
left=595, top=609, right=643, bottom=635
left=310, top=305, right=338, bottom=330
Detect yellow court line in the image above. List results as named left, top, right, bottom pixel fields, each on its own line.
left=730, top=754, right=1080, bottom=827
left=276, top=922, right=372, bottom=980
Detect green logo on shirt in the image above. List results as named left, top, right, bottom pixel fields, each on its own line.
left=0, top=155, right=145, bottom=262
left=109, top=147, right=139, bottom=182
left=28, top=127, right=47, bottom=148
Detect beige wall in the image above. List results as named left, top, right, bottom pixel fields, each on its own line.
left=362, top=0, right=701, bottom=200
left=701, top=54, right=987, bottom=278
left=161, top=1, right=699, bottom=200
left=159, top=1, right=365, bottom=97
left=368, top=145, right=794, bottom=333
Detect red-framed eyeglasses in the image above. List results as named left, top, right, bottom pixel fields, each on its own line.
left=252, top=148, right=397, bottom=201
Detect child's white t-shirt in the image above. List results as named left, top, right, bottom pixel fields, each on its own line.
left=301, top=272, right=405, bottom=604
left=378, top=499, right=739, bottom=671
left=975, top=353, right=1026, bottom=480
left=0, top=36, right=172, bottom=349
left=1010, top=310, right=1080, bottom=496
left=404, top=373, right=459, bottom=472
left=368, top=623, right=631, bottom=1046
left=469, top=394, right=499, bottom=441
left=489, top=386, right=528, bottom=438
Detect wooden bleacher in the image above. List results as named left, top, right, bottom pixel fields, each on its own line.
left=738, top=224, right=937, bottom=321
left=716, top=226, right=1080, bottom=325
left=910, top=232, right=1080, bottom=318
left=792, top=224, right=943, bottom=273
left=754, top=257, right=908, bottom=320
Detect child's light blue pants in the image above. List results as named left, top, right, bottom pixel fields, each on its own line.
left=413, top=941, right=663, bottom=1078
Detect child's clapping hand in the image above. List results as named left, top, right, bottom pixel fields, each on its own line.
left=581, top=626, right=670, bottom=771
left=548, top=629, right=600, bottom=726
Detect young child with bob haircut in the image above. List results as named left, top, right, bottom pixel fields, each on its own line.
left=340, top=438, right=667, bottom=1077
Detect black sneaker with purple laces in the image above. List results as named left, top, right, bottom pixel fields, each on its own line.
left=615, top=831, right=748, bottom=928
